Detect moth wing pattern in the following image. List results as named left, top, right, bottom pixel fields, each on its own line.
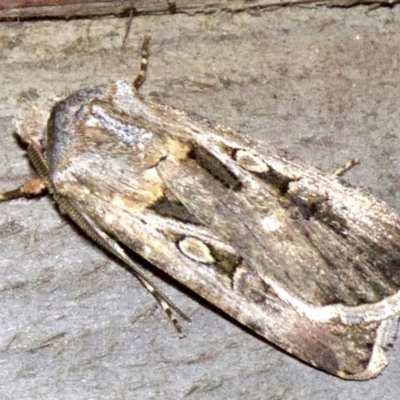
left=153, top=108, right=400, bottom=318
left=29, top=78, right=400, bottom=379
left=58, top=196, right=396, bottom=380
left=68, top=79, right=400, bottom=323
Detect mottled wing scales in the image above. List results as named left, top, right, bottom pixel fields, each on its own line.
left=73, top=187, right=393, bottom=379
left=151, top=108, right=400, bottom=319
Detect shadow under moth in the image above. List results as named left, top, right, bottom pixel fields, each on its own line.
left=2, top=36, right=400, bottom=380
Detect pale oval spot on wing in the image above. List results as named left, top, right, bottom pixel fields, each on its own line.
left=261, top=215, right=282, bottom=232
left=178, top=237, right=215, bottom=264
left=235, top=150, right=270, bottom=173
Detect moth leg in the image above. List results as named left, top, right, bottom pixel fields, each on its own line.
left=139, top=277, right=187, bottom=338
left=0, top=178, right=48, bottom=201
left=133, top=36, right=150, bottom=91
left=334, top=158, right=360, bottom=177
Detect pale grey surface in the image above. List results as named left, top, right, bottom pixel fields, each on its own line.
left=1, top=7, right=400, bottom=399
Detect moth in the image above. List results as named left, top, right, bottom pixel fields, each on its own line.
left=2, top=36, right=400, bottom=380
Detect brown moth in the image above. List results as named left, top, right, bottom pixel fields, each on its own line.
left=2, top=37, right=400, bottom=380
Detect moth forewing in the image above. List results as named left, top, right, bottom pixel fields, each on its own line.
left=37, top=106, right=396, bottom=379
left=36, top=79, right=400, bottom=379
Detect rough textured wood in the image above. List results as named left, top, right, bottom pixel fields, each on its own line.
left=2, top=0, right=266, bottom=20
left=1, top=7, right=400, bottom=400
left=1, top=0, right=400, bottom=20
